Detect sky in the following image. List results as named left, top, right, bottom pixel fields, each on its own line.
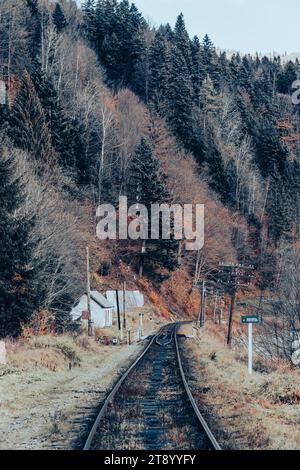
left=79, top=0, right=300, bottom=55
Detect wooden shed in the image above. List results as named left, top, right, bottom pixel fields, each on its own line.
left=70, top=291, right=114, bottom=328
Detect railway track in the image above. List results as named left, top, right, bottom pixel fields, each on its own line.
left=84, top=323, right=221, bottom=451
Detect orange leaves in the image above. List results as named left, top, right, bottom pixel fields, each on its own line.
left=21, top=309, right=52, bottom=337
left=276, top=117, right=294, bottom=132
left=276, top=116, right=300, bottom=150
left=160, top=307, right=171, bottom=319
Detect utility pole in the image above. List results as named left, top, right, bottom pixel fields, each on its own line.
left=203, top=282, right=207, bottom=326
left=115, top=289, right=122, bottom=341
left=197, top=292, right=202, bottom=326
left=227, top=289, right=236, bottom=346
left=197, top=280, right=204, bottom=326
left=199, top=280, right=206, bottom=327
left=86, top=246, right=93, bottom=337
left=219, top=307, right=223, bottom=326
left=213, top=292, right=218, bottom=324
left=139, top=240, right=146, bottom=278
left=209, top=263, right=254, bottom=347
left=127, top=329, right=131, bottom=345
left=123, top=281, right=127, bottom=330
left=248, top=322, right=253, bottom=374
left=139, top=312, right=144, bottom=339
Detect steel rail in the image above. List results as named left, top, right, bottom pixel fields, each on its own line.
left=175, top=323, right=221, bottom=450
left=83, top=331, right=159, bottom=450
left=83, top=322, right=221, bottom=451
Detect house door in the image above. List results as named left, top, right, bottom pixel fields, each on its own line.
left=105, top=309, right=110, bottom=326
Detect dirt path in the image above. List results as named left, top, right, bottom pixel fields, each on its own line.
left=0, top=344, right=143, bottom=450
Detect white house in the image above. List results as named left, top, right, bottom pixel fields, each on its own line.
left=106, top=290, right=144, bottom=314
left=71, top=291, right=114, bottom=328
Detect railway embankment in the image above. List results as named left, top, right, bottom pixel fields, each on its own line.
left=179, top=323, right=300, bottom=450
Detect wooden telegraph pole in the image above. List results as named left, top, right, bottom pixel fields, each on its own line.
left=197, top=280, right=206, bottom=327
left=200, top=280, right=204, bottom=327
left=218, top=263, right=254, bottom=347
left=123, top=281, right=127, bottom=331
left=86, top=246, right=93, bottom=337
left=213, top=292, right=218, bottom=324
left=115, top=289, right=122, bottom=341
left=208, top=263, right=254, bottom=347
left=227, top=288, right=236, bottom=346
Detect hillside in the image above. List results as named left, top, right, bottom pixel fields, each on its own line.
left=0, top=0, right=300, bottom=455
left=0, top=0, right=299, bottom=361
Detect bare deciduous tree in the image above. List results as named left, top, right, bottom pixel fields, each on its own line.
left=10, top=144, right=84, bottom=318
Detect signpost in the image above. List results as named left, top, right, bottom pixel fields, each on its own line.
left=241, top=315, right=260, bottom=324
left=241, top=315, right=260, bottom=374
left=139, top=312, right=144, bottom=339
left=86, top=246, right=93, bottom=337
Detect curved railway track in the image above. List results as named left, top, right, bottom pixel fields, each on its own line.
left=84, top=323, right=221, bottom=451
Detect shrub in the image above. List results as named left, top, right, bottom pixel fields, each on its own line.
left=74, top=334, right=97, bottom=351
left=98, top=260, right=111, bottom=276
left=32, top=336, right=81, bottom=366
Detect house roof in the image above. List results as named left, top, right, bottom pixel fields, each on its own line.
left=91, top=290, right=114, bottom=309
left=71, top=295, right=98, bottom=319
left=106, top=290, right=144, bottom=313
left=71, top=291, right=114, bottom=316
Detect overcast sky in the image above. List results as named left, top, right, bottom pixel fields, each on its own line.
left=78, top=0, right=299, bottom=54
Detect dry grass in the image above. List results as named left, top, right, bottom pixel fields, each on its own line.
left=3, top=335, right=83, bottom=373
left=74, top=335, right=98, bottom=351
left=180, top=323, right=300, bottom=450
left=2, top=305, right=163, bottom=376
left=179, top=323, right=195, bottom=338
left=0, top=334, right=144, bottom=450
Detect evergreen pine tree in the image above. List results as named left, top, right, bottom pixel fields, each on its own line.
left=238, top=56, right=254, bottom=93
left=0, top=147, right=38, bottom=337
left=52, top=3, right=67, bottom=33
left=289, top=161, right=300, bottom=239
left=101, top=33, right=123, bottom=81
left=82, top=0, right=97, bottom=40
left=159, top=23, right=174, bottom=42
left=25, top=0, right=45, bottom=66
left=277, top=61, right=297, bottom=94
left=73, top=117, right=97, bottom=186
left=229, top=53, right=242, bottom=86
left=167, top=44, right=194, bottom=150
left=94, top=0, right=117, bottom=51
left=202, top=34, right=219, bottom=86
left=267, top=171, right=293, bottom=246
left=148, top=32, right=172, bottom=114
left=255, top=123, right=288, bottom=178
left=128, top=138, right=178, bottom=277
left=218, top=51, right=231, bottom=89
left=8, top=72, right=54, bottom=166
left=98, top=0, right=146, bottom=84
left=205, top=129, right=231, bottom=205
left=173, top=14, right=192, bottom=70
left=199, top=75, right=219, bottom=131
left=31, top=68, right=73, bottom=170
left=191, top=35, right=205, bottom=107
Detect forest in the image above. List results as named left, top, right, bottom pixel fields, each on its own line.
left=0, top=0, right=299, bottom=357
